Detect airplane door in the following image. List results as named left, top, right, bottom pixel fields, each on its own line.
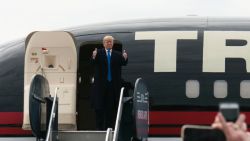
left=23, top=31, right=77, bottom=130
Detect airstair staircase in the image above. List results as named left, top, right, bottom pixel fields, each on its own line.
left=29, top=75, right=148, bottom=141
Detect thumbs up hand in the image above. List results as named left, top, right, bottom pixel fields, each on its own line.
left=123, top=49, right=128, bottom=60
left=92, top=48, right=97, bottom=59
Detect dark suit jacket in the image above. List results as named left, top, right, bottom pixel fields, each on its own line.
left=91, top=48, right=128, bottom=109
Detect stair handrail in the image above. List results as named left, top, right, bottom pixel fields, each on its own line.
left=113, top=87, right=125, bottom=141
left=105, top=128, right=113, bottom=141
left=45, top=87, right=59, bottom=141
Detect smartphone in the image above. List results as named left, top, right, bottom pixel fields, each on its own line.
left=219, top=102, right=239, bottom=122
left=181, top=125, right=226, bottom=141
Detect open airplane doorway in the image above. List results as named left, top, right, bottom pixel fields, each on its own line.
left=77, top=40, right=123, bottom=130
left=23, top=31, right=77, bottom=130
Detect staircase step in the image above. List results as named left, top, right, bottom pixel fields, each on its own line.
left=57, top=131, right=113, bottom=141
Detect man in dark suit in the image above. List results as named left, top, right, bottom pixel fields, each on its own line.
left=91, top=35, right=128, bottom=130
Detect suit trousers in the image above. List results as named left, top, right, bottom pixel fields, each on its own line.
left=95, top=81, right=116, bottom=130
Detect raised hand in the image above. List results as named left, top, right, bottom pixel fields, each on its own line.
left=123, top=49, right=128, bottom=60
left=212, top=113, right=250, bottom=141
left=92, top=48, right=97, bottom=59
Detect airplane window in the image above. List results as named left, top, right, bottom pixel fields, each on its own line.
left=214, top=80, right=227, bottom=98
left=240, top=80, right=250, bottom=98
left=186, top=80, right=199, bottom=98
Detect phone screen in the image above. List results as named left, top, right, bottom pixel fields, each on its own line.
left=182, top=125, right=226, bottom=141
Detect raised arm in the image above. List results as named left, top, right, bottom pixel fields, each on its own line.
left=121, top=49, right=128, bottom=66
left=91, top=48, right=99, bottom=64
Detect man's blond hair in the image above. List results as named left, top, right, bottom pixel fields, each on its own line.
left=103, top=35, right=114, bottom=42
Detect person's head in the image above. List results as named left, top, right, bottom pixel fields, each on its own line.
left=103, top=35, right=114, bottom=50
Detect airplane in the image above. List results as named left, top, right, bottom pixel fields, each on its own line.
left=1, top=17, right=250, bottom=138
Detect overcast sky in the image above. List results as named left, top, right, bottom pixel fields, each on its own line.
left=0, top=0, right=250, bottom=45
